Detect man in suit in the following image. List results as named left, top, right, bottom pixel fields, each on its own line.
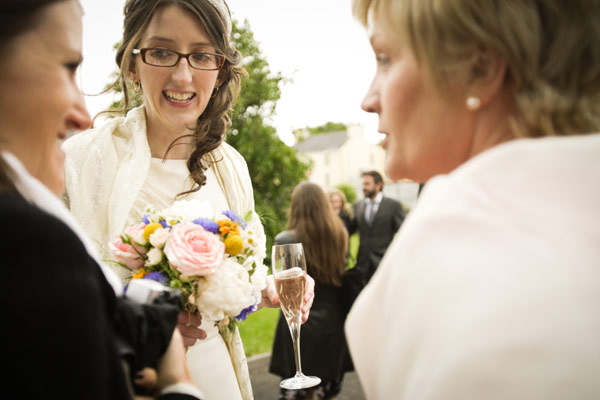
left=350, top=170, right=405, bottom=284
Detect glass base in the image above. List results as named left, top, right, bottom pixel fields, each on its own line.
left=280, top=373, right=321, bottom=390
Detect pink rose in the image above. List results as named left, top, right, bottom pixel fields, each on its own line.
left=164, top=223, right=224, bottom=277
left=109, top=223, right=147, bottom=270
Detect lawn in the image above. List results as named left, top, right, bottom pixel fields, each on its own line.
left=240, top=233, right=359, bottom=356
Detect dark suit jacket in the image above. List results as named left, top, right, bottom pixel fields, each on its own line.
left=350, top=195, right=405, bottom=282
left=1, top=193, right=198, bottom=400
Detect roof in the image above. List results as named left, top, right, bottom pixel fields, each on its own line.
left=293, top=131, right=348, bottom=152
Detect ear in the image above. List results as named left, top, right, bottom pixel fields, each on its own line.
left=466, top=48, right=507, bottom=107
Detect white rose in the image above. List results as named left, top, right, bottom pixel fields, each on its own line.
left=250, top=263, right=268, bottom=299
left=149, top=227, right=170, bottom=248
left=145, top=247, right=163, bottom=266
left=194, top=258, right=255, bottom=321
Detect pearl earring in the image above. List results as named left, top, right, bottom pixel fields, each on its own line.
left=466, top=96, right=481, bottom=110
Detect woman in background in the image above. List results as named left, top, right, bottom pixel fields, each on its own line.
left=270, top=182, right=352, bottom=400
left=346, top=0, right=600, bottom=398
left=328, top=188, right=353, bottom=233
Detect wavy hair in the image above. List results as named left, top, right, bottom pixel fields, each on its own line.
left=353, top=0, right=600, bottom=138
left=288, top=182, right=348, bottom=286
left=112, top=0, right=246, bottom=194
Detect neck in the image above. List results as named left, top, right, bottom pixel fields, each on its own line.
left=145, top=112, right=195, bottom=160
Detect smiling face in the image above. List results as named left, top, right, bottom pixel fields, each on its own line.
left=361, top=13, right=476, bottom=183
left=133, top=5, right=221, bottom=139
left=0, top=0, right=91, bottom=195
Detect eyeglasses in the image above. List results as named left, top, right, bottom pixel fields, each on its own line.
left=132, top=48, right=225, bottom=71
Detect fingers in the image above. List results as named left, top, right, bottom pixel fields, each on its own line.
left=133, top=367, right=158, bottom=396
left=176, top=311, right=206, bottom=348
left=301, top=274, right=316, bottom=324
left=259, top=275, right=279, bottom=309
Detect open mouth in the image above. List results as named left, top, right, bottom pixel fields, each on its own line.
left=163, top=90, right=196, bottom=104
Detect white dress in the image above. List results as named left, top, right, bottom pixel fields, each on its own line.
left=63, top=106, right=263, bottom=400
left=346, top=134, right=600, bottom=399
left=128, top=158, right=242, bottom=400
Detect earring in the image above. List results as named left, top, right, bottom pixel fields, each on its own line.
left=211, top=85, right=220, bottom=99
left=132, top=80, right=141, bottom=93
left=466, top=96, right=481, bottom=110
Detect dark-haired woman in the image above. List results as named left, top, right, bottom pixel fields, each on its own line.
left=62, top=1, right=313, bottom=398
left=270, top=182, right=352, bottom=400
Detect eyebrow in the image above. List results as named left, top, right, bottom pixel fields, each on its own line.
left=146, top=35, right=213, bottom=47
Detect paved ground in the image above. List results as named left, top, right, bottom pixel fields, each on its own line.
left=248, top=352, right=366, bottom=400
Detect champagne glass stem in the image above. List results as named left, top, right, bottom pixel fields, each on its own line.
left=288, top=318, right=303, bottom=375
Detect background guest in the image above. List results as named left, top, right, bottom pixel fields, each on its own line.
left=328, top=188, right=353, bottom=234
left=350, top=170, right=404, bottom=283
left=346, top=0, right=600, bottom=398
left=270, top=182, right=352, bottom=400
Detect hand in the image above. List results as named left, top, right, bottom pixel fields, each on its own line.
left=176, top=311, right=206, bottom=348
left=155, top=329, right=197, bottom=392
left=260, top=274, right=316, bottom=324
left=133, top=367, right=157, bottom=399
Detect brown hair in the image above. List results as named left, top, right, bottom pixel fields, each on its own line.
left=0, top=0, right=69, bottom=195
left=353, top=0, right=600, bottom=138
left=288, top=182, right=348, bottom=286
left=112, top=0, right=245, bottom=193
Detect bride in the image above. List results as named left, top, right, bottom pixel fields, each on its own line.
left=63, top=0, right=313, bottom=398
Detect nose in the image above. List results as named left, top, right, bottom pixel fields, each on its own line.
left=361, top=79, right=380, bottom=114
left=66, top=90, right=92, bottom=132
left=172, top=57, right=193, bottom=84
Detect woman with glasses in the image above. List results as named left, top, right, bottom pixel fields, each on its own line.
left=63, top=0, right=314, bottom=398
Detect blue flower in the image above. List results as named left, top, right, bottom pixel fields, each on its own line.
left=192, top=217, right=220, bottom=233
left=143, top=272, right=169, bottom=285
left=142, top=214, right=151, bottom=224
left=235, top=302, right=257, bottom=321
left=159, top=220, right=171, bottom=229
left=222, top=210, right=247, bottom=228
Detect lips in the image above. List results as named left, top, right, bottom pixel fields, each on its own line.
left=163, top=90, right=195, bottom=103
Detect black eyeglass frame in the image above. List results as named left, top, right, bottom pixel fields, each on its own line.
left=132, top=48, right=226, bottom=71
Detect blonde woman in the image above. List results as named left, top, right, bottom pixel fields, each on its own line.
left=346, top=0, right=600, bottom=398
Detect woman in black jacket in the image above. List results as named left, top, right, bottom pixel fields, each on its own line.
left=269, top=182, right=352, bottom=400
left=0, top=1, right=201, bottom=398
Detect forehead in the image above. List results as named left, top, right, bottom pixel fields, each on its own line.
left=141, top=4, right=210, bottom=44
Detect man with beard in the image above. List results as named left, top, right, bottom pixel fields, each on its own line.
left=350, top=170, right=405, bottom=284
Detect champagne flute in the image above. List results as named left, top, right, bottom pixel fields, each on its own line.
left=272, top=243, right=321, bottom=390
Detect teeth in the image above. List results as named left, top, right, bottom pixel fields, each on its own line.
left=164, top=90, right=194, bottom=102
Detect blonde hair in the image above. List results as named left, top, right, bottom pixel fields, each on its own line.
left=328, top=189, right=353, bottom=218
left=353, top=0, right=600, bottom=138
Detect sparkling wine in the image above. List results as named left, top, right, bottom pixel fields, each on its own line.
left=275, top=267, right=305, bottom=322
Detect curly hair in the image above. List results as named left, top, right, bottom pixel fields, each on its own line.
left=113, top=0, right=246, bottom=194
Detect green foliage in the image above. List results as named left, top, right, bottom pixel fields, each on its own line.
left=336, top=183, right=357, bottom=205
left=227, top=20, right=309, bottom=256
left=239, top=307, right=280, bottom=356
left=292, top=121, right=348, bottom=142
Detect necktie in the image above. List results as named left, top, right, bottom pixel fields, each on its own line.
left=366, top=200, right=375, bottom=223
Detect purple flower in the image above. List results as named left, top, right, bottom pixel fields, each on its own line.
left=143, top=272, right=169, bottom=285
left=236, top=302, right=257, bottom=321
left=142, top=214, right=151, bottom=224
left=159, top=220, right=171, bottom=229
left=192, top=218, right=220, bottom=234
left=222, top=210, right=247, bottom=228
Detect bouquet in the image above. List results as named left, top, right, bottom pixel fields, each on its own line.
left=108, top=199, right=268, bottom=329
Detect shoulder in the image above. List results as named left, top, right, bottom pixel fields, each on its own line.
left=274, top=230, right=298, bottom=245
left=216, top=142, right=248, bottom=168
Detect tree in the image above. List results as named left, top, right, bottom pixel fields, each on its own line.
left=228, top=20, right=309, bottom=255
left=292, top=121, right=348, bottom=142
left=336, top=183, right=357, bottom=205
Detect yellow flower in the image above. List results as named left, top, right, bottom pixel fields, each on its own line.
left=143, top=222, right=163, bottom=241
left=218, top=219, right=240, bottom=236
left=224, top=235, right=244, bottom=255
left=132, top=268, right=149, bottom=279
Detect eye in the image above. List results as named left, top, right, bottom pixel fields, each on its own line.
left=65, top=60, right=82, bottom=76
left=191, top=52, right=211, bottom=62
left=375, top=53, right=390, bottom=67
left=149, top=48, right=174, bottom=59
